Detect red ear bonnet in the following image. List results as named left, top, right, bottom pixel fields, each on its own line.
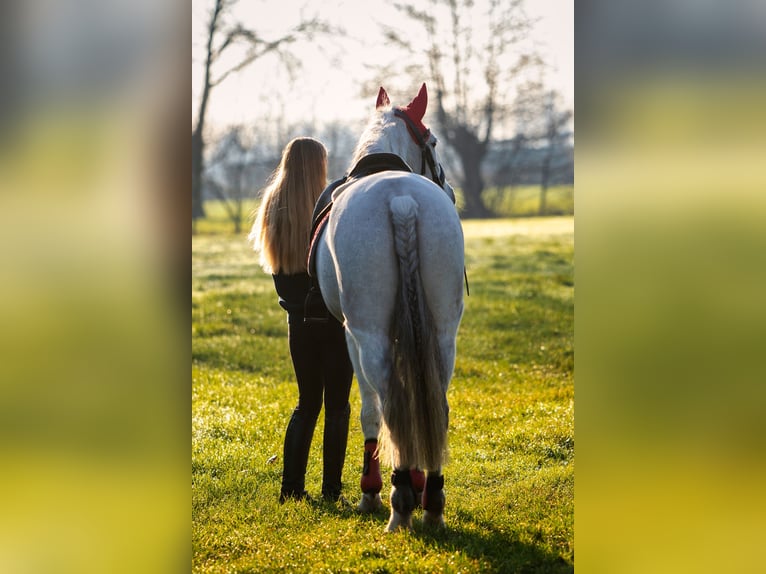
left=398, top=83, right=428, bottom=136
left=376, top=87, right=390, bottom=109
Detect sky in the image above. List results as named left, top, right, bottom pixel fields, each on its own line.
left=192, top=0, right=573, bottom=133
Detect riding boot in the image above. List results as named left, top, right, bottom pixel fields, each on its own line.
left=280, top=408, right=317, bottom=502
left=321, top=403, right=350, bottom=501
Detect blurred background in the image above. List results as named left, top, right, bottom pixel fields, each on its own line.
left=576, top=1, right=766, bottom=572
left=0, top=1, right=188, bottom=572
left=191, top=0, right=574, bottom=230
left=2, top=0, right=765, bottom=571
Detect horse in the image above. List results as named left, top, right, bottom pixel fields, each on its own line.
left=313, top=83, right=465, bottom=531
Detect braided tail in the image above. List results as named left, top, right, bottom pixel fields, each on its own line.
left=379, top=195, right=448, bottom=470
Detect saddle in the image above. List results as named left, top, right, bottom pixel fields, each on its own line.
left=303, top=153, right=413, bottom=323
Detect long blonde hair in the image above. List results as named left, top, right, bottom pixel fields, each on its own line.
left=249, top=137, right=328, bottom=274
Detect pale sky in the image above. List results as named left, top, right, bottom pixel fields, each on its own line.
left=192, top=0, right=573, bottom=133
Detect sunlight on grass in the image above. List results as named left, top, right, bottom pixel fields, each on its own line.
left=192, top=217, right=573, bottom=572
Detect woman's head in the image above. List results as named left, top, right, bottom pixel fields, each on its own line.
left=250, top=137, right=328, bottom=274
left=278, top=137, right=328, bottom=191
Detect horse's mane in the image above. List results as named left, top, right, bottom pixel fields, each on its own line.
left=348, top=108, right=414, bottom=169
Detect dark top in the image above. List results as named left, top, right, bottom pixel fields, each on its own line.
left=272, top=272, right=312, bottom=322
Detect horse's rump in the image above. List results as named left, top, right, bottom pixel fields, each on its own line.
left=318, top=172, right=463, bottom=469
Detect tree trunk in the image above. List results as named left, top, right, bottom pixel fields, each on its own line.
left=539, top=183, right=548, bottom=216
left=192, top=0, right=223, bottom=224
left=192, top=46, right=211, bottom=223
left=460, top=161, right=492, bottom=219
left=453, top=133, right=493, bottom=219
left=539, top=149, right=552, bottom=216
left=233, top=187, right=243, bottom=234
left=192, top=127, right=205, bottom=221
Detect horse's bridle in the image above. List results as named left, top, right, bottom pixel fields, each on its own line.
left=392, top=107, right=467, bottom=296
left=393, top=108, right=446, bottom=189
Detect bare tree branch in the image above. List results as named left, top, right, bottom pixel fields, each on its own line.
left=192, top=0, right=335, bottom=224
left=211, top=18, right=328, bottom=87
left=385, top=0, right=536, bottom=217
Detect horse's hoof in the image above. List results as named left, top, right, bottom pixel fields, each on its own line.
left=385, top=511, right=412, bottom=533
left=422, top=510, right=445, bottom=528
left=357, top=492, right=382, bottom=513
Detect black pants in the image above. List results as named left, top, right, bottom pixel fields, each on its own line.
left=281, top=315, right=353, bottom=499
left=288, top=315, right=352, bottom=417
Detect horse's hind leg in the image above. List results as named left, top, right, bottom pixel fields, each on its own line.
left=421, top=470, right=446, bottom=528
left=418, top=333, right=454, bottom=527
left=346, top=332, right=386, bottom=513
left=387, top=468, right=417, bottom=532
left=358, top=424, right=383, bottom=511
left=410, top=468, right=425, bottom=507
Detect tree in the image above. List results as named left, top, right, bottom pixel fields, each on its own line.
left=192, top=0, right=329, bottom=226
left=318, top=121, right=359, bottom=181
left=382, top=0, right=538, bottom=218
left=204, top=127, right=257, bottom=234
left=512, top=83, right=572, bottom=215
left=538, top=90, right=573, bottom=215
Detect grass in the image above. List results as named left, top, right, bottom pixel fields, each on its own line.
left=193, top=185, right=573, bottom=235
left=479, top=186, right=574, bottom=218
left=192, top=216, right=574, bottom=573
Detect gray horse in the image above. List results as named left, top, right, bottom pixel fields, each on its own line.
left=314, top=83, right=465, bottom=531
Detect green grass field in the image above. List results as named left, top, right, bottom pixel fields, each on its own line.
left=192, top=216, right=574, bottom=573
left=479, top=186, right=574, bottom=218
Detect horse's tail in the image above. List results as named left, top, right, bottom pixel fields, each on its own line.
left=380, top=194, right=448, bottom=471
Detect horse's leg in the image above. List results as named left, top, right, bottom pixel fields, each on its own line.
left=358, top=381, right=383, bottom=512
left=410, top=468, right=425, bottom=507
left=345, top=330, right=387, bottom=513
left=414, top=329, right=455, bottom=527
left=421, top=470, right=446, bottom=527
left=387, top=468, right=418, bottom=532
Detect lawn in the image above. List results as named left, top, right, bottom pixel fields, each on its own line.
left=192, top=216, right=574, bottom=573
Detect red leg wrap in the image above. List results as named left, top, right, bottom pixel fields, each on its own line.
left=410, top=469, right=425, bottom=493
left=360, top=440, right=382, bottom=494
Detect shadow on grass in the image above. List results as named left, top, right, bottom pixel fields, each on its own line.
left=410, top=509, right=573, bottom=574
left=309, top=497, right=572, bottom=573
left=310, top=497, right=391, bottom=525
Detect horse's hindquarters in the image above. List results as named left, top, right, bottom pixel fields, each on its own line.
left=323, top=173, right=464, bottom=334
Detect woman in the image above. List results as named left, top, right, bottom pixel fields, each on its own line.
left=249, top=137, right=353, bottom=503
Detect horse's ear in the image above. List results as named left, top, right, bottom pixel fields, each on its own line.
left=406, top=83, right=428, bottom=121
left=376, top=87, right=390, bottom=110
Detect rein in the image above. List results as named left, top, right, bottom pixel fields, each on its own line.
left=393, top=108, right=446, bottom=189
